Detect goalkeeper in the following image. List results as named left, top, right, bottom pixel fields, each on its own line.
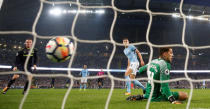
left=2, top=38, right=37, bottom=94
left=127, top=47, right=188, bottom=104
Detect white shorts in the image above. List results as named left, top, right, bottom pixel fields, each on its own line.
left=81, top=77, right=87, bottom=83
left=128, top=62, right=139, bottom=75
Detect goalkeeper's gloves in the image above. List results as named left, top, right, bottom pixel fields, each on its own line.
left=168, top=96, right=182, bottom=104
left=126, top=94, right=144, bottom=101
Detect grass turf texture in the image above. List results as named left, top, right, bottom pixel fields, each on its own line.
left=0, top=89, right=210, bottom=109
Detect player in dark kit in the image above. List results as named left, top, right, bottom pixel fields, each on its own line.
left=2, top=39, right=38, bottom=94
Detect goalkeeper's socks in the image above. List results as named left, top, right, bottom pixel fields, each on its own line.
left=133, top=80, right=145, bottom=90
left=7, top=79, right=16, bottom=88
left=125, top=76, right=131, bottom=93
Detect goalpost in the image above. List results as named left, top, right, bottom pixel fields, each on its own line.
left=0, top=0, right=210, bottom=109
left=0, top=0, right=3, bottom=10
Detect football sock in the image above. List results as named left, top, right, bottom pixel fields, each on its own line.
left=125, top=76, right=131, bottom=93
left=23, top=80, right=29, bottom=92
left=133, top=80, right=145, bottom=90
left=80, top=84, right=83, bottom=89
left=7, top=79, right=16, bottom=88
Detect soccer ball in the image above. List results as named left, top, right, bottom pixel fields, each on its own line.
left=45, top=37, right=74, bottom=62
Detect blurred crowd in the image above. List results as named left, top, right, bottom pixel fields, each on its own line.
left=0, top=72, right=209, bottom=89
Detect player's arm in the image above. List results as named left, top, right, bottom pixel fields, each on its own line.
left=160, top=70, right=179, bottom=104
left=127, top=59, right=130, bottom=69
left=161, top=80, right=173, bottom=103
left=13, top=51, right=21, bottom=71
left=87, top=71, right=90, bottom=76
left=160, top=73, right=173, bottom=102
left=136, top=49, right=144, bottom=66
left=138, top=64, right=148, bottom=75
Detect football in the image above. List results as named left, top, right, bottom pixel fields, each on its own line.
left=45, top=37, right=74, bottom=62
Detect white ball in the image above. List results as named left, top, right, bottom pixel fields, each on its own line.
left=45, top=37, right=74, bottom=62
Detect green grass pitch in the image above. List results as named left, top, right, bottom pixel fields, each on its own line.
left=0, top=89, right=210, bottom=109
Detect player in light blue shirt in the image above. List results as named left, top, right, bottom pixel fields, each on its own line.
left=79, top=65, right=89, bottom=90
left=123, top=38, right=145, bottom=95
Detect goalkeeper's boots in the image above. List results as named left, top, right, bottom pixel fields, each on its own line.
left=126, top=95, right=144, bottom=101
left=1, top=91, right=6, bottom=94
left=1, top=87, right=8, bottom=94
left=124, top=92, right=131, bottom=96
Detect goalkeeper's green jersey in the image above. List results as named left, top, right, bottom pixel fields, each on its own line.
left=139, top=58, right=175, bottom=101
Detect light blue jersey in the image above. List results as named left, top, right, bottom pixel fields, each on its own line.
left=80, top=69, right=89, bottom=77
left=124, top=45, right=138, bottom=62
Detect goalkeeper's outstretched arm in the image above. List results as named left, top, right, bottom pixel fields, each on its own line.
left=138, top=64, right=148, bottom=75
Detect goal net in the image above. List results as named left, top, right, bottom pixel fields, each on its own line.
left=0, top=0, right=210, bottom=109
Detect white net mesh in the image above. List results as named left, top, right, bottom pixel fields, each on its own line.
left=1, top=0, right=210, bottom=109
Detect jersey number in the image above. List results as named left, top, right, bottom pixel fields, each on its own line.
left=147, top=71, right=154, bottom=84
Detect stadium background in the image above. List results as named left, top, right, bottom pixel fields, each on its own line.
left=1, top=0, right=210, bottom=89
left=0, top=0, right=210, bottom=109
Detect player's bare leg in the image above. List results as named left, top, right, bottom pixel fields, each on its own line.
left=178, top=92, right=188, bottom=101
left=125, top=68, right=132, bottom=95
